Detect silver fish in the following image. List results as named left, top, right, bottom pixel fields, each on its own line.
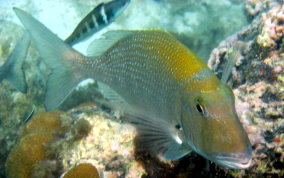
left=0, top=32, right=30, bottom=93
left=14, top=8, right=252, bottom=169
left=65, top=0, right=130, bottom=45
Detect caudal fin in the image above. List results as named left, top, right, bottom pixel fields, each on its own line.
left=13, top=8, right=87, bottom=110
left=1, top=32, right=30, bottom=93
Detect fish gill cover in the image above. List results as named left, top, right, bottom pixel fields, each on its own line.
left=0, top=0, right=283, bottom=177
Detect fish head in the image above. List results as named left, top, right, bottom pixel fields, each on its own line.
left=106, top=0, right=130, bottom=18
left=181, top=81, right=252, bottom=169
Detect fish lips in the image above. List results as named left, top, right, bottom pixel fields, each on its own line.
left=212, top=146, right=252, bottom=169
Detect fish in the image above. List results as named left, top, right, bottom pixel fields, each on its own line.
left=14, top=8, right=252, bottom=169
left=0, top=32, right=30, bottom=93
left=23, top=106, right=35, bottom=124
left=221, top=45, right=241, bottom=85
left=65, top=0, right=130, bottom=45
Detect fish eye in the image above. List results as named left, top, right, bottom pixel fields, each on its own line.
left=196, top=103, right=205, bottom=115
left=175, top=124, right=182, bottom=130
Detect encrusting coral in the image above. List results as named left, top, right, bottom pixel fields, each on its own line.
left=55, top=103, right=145, bottom=177
left=61, top=163, right=99, bottom=178
left=5, top=110, right=73, bottom=178
left=5, top=104, right=145, bottom=178
left=5, top=132, right=58, bottom=178
left=19, top=110, right=69, bottom=137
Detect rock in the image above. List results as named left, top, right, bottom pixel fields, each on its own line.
left=208, top=1, right=284, bottom=176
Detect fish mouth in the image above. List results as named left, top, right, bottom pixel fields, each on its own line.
left=214, top=146, right=252, bottom=169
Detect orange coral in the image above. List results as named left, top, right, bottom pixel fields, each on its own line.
left=19, top=110, right=68, bottom=137
left=62, top=163, right=99, bottom=178
left=5, top=110, right=70, bottom=178
left=5, top=132, right=58, bottom=178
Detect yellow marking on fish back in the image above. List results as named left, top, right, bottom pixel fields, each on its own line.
left=184, top=75, right=221, bottom=92
left=140, top=31, right=207, bottom=82
left=168, top=45, right=207, bottom=82
left=138, top=31, right=219, bottom=91
left=158, top=35, right=221, bottom=92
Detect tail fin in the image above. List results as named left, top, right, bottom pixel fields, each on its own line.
left=1, top=32, right=30, bottom=93
left=13, top=8, right=87, bottom=110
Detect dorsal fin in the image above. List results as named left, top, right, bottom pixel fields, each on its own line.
left=87, top=30, right=135, bottom=56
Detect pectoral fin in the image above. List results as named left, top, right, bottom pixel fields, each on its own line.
left=123, top=112, right=191, bottom=160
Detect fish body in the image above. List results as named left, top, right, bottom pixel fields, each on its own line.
left=0, top=32, right=30, bottom=93
left=65, top=0, right=130, bottom=45
left=87, top=31, right=208, bottom=120
left=14, top=8, right=252, bottom=169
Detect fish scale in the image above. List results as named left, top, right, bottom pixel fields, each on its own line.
left=84, top=32, right=194, bottom=120
left=93, top=66, right=177, bottom=120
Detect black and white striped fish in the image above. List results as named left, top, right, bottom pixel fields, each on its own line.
left=65, top=0, right=130, bottom=45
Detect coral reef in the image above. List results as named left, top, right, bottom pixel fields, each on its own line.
left=0, top=2, right=249, bottom=176
left=5, top=132, right=58, bottom=178
left=5, top=110, right=71, bottom=178
left=208, top=1, right=284, bottom=176
left=5, top=104, right=145, bottom=178
left=1, top=0, right=283, bottom=177
left=55, top=104, right=145, bottom=177
left=0, top=21, right=45, bottom=177
left=244, top=0, right=281, bottom=21
left=61, top=163, right=99, bottom=178
left=19, top=110, right=69, bottom=137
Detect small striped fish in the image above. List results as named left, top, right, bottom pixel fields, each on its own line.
left=65, top=0, right=130, bottom=45
left=14, top=8, right=252, bottom=169
left=0, top=32, right=30, bottom=93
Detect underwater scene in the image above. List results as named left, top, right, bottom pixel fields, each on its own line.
left=0, top=0, right=283, bottom=177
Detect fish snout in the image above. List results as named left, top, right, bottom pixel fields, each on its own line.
left=214, top=146, right=252, bottom=169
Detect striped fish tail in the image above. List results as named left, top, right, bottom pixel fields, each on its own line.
left=65, top=0, right=130, bottom=45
